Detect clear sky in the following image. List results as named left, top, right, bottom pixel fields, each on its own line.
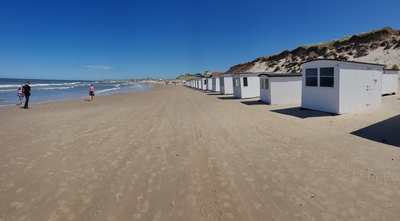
left=1, top=0, right=399, bottom=80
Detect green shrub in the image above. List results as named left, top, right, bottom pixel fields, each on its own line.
left=392, top=64, right=399, bottom=70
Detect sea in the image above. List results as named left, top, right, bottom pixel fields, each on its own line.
left=0, top=78, right=153, bottom=108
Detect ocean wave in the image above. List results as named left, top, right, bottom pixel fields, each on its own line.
left=0, top=89, right=18, bottom=92
left=129, top=84, right=143, bottom=88
left=0, top=82, right=87, bottom=88
left=38, top=87, right=71, bottom=90
left=96, top=87, right=120, bottom=94
left=32, top=82, right=84, bottom=87
left=0, top=84, right=22, bottom=88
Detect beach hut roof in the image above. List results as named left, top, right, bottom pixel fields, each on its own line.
left=211, top=72, right=223, bottom=77
left=383, top=68, right=400, bottom=71
left=302, top=59, right=385, bottom=67
left=232, top=72, right=260, bottom=76
left=258, top=73, right=302, bottom=77
left=220, top=73, right=233, bottom=76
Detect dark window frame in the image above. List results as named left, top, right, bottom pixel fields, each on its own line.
left=305, top=68, right=318, bottom=87
left=243, top=77, right=248, bottom=87
left=319, top=67, right=334, bottom=87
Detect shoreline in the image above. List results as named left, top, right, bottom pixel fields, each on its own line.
left=1, top=84, right=400, bottom=220
left=0, top=83, right=157, bottom=110
left=0, top=79, right=155, bottom=109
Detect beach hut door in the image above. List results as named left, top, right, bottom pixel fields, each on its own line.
left=366, top=73, right=376, bottom=106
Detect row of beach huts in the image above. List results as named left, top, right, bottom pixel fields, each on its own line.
left=185, top=59, right=399, bottom=115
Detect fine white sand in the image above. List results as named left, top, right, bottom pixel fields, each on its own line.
left=1, top=84, right=400, bottom=220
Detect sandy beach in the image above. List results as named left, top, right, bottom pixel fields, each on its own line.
left=1, top=84, right=400, bottom=220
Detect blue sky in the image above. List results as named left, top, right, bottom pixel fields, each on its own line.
left=0, top=0, right=399, bottom=80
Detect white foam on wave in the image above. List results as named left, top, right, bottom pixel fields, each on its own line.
left=38, top=87, right=71, bottom=90
left=96, top=87, right=120, bottom=94
left=0, top=84, right=22, bottom=88
left=32, top=82, right=83, bottom=87
left=0, top=88, right=17, bottom=92
left=0, top=81, right=86, bottom=88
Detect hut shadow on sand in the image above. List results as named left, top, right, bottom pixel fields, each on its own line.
left=270, top=107, right=333, bottom=119
left=217, top=96, right=236, bottom=100
left=351, top=114, right=400, bottom=148
left=240, top=100, right=266, bottom=106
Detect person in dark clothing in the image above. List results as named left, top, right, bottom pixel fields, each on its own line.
left=23, top=81, right=31, bottom=109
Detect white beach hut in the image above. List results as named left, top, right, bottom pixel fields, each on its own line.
left=201, top=78, right=208, bottom=90
left=196, top=78, right=202, bottom=90
left=220, top=73, right=234, bottom=95
left=259, top=73, right=302, bottom=105
left=211, top=72, right=222, bottom=92
left=212, top=77, right=220, bottom=92
left=232, top=73, right=260, bottom=99
left=301, top=59, right=384, bottom=114
left=206, top=78, right=213, bottom=91
left=382, top=69, right=399, bottom=95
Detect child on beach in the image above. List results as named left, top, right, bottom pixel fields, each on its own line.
left=89, top=84, right=95, bottom=101
left=17, top=85, right=24, bottom=107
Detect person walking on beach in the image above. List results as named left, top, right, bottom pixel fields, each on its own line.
left=23, top=81, right=31, bottom=109
left=88, top=84, right=95, bottom=101
left=17, top=85, right=24, bottom=107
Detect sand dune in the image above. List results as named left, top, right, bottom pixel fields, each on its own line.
left=1, top=85, right=400, bottom=220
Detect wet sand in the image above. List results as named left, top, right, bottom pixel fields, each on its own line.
left=1, top=84, right=400, bottom=220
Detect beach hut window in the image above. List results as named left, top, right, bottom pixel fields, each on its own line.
left=243, top=77, right=248, bottom=87
left=264, top=79, right=269, bottom=90
left=221, top=78, right=224, bottom=86
left=204, top=80, right=207, bottom=84
left=320, top=67, right=334, bottom=87
left=305, top=68, right=318, bottom=86
left=234, top=78, right=240, bottom=87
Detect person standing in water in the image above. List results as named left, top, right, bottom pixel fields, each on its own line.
left=17, top=85, right=24, bottom=107
left=23, top=81, right=31, bottom=109
left=88, top=84, right=95, bottom=101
